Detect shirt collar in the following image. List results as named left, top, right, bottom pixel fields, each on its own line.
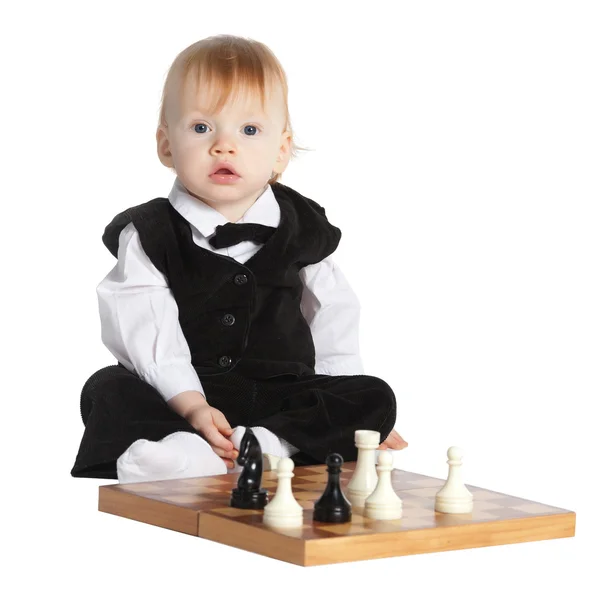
left=167, top=177, right=280, bottom=238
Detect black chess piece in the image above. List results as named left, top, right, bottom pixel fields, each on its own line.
left=312, top=453, right=352, bottom=523
left=230, top=429, right=268, bottom=509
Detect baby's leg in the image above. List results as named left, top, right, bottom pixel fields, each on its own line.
left=71, top=364, right=207, bottom=479
left=117, top=432, right=227, bottom=483
left=251, top=374, right=397, bottom=464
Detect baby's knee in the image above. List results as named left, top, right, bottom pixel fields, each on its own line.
left=81, top=365, right=124, bottom=398
left=367, top=376, right=396, bottom=410
left=362, top=375, right=397, bottom=432
left=79, top=365, right=130, bottom=422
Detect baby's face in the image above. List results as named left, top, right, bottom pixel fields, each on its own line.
left=158, top=76, right=291, bottom=211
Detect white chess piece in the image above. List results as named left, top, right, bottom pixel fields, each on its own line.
left=364, top=450, right=403, bottom=520
left=346, top=430, right=380, bottom=508
left=263, top=457, right=303, bottom=528
left=263, top=453, right=280, bottom=472
left=435, top=446, right=474, bottom=514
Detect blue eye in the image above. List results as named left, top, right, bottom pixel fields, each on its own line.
left=192, top=123, right=259, bottom=135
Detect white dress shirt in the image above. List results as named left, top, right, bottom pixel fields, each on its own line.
left=96, top=178, right=364, bottom=403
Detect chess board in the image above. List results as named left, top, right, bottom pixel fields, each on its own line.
left=97, top=463, right=575, bottom=566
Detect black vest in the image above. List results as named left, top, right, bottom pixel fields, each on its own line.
left=102, top=182, right=342, bottom=379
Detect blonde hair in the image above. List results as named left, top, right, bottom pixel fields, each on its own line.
left=157, top=34, right=311, bottom=185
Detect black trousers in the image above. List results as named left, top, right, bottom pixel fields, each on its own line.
left=70, top=364, right=397, bottom=479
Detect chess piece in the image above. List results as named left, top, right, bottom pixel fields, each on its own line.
left=230, top=429, right=268, bottom=509
left=345, top=430, right=380, bottom=508
left=263, top=458, right=303, bottom=528
left=435, top=446, right=473, bottom=514
left=364, top=450, right=403, bottom=520
left=263, top=453, right=281, bottom=472
left=313, top=453, right=352, bottom=523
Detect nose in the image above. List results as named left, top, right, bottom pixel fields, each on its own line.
left=210, top=135, right=237, bottom=156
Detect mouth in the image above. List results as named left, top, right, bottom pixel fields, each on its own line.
left=211, top=163, right=241, bottom=177
left=209, top=169, right=241, bottom=184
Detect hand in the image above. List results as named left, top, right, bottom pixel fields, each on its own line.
left=379, top=429, right=408, bottom=450
left=186, top=405, right=238, bottom=468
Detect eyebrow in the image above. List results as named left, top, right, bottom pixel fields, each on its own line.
left=189, top=109, right=269, bottom=120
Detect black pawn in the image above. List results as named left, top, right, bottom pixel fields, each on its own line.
left=313, top=453, right=352, bottom=523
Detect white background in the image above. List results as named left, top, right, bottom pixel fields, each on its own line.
left=1, top=0, right=597, bottom=597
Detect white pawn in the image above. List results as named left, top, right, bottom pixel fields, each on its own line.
left=435, top=446, right=473, bottom=514
left=346, top=430, right=380, bottom=508
left=364, top=450, right=403, bottom=520
left=263, top=458, right=303, bottom=528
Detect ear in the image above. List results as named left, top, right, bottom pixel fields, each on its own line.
left=273, top=130, right=292, bottom=175
left=156, top=126, right=174, bottom=168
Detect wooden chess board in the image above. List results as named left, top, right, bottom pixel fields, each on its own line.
left=98, top=463, right=575, bottom=566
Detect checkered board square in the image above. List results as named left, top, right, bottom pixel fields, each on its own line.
left=98, top=463, right=575, bottom=566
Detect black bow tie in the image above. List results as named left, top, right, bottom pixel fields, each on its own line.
left=208, top=222, right=277, bottom=250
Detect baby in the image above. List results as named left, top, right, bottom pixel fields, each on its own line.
left=71, top=34, right=407, bottom=483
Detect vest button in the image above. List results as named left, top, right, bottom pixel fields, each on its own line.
left=221, top=313, right=235, bottom=326
left=218, top=355, right=232, bottom=368
left=234, top=274, right=248, bottom=285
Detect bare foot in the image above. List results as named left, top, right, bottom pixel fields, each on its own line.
left=378, top=429, right=408, bottom=450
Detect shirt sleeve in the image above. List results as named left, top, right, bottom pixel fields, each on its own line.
left=96, top=221, right=206, bottom=402
left=299, top=255, right=365, bottom=376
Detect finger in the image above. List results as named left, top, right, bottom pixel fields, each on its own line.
left=217, top=458, right=235, bottom=469
left=211, top=445, right=239, bottom=459
left=212, top=413, right=234, bottom=440
left=203, top=425, right=233, bottom=451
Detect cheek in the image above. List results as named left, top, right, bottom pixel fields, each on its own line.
left=172, top=137, right=202, bottom=160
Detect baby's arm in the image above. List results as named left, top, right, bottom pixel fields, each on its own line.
left=96, top=223, right=235, bottom=463
left=299, top=255, right=407, bottom=450
left=299, top=255, right=364, bottom=376
left=97, top=222, right=203, bottom=400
